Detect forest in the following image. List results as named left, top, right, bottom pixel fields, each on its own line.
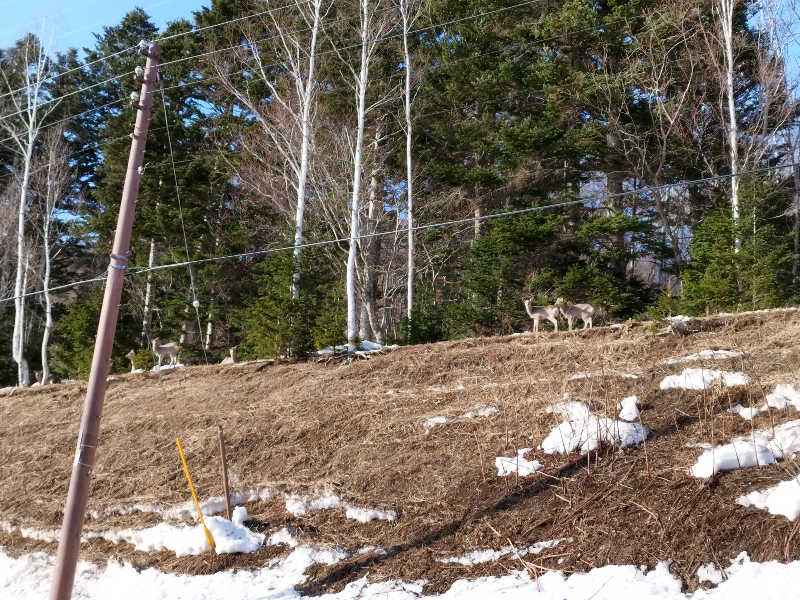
left=0, top=0, right=798, bottom=386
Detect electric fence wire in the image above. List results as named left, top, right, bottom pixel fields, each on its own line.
left=1, top=161, right=796, bottom=306
left=0, top=0, right=602, bottom=134
left=158, top=72, right=209, bottom=364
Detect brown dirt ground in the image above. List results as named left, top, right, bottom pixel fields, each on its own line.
left=2, top=308, right=800, bottom=594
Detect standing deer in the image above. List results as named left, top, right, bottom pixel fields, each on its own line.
left=523, top=298, right=560, bottom=333
left=555, top=297, right=595, bottom=331
left=125, top=349, right=137, bottom=373
left=152, top=338, right=180, bottom=368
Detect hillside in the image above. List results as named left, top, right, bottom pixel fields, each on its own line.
left=3, top=309, right=800, bottom=597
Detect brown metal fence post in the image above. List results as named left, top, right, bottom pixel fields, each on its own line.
left=218, top=425, right=232, bottom=520
left=50, top=42, right=160, bottom=600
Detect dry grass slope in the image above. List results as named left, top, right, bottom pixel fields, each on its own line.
left=2, top=309, right=800, bottom=593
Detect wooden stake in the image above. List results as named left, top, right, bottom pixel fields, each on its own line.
left=218, top=425, right=232, bottom=520
left=50, top=43, right=160, bottom=600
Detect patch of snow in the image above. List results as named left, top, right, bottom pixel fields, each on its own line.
left=568, top=370, right=638, bottom=381
left=358, top=340, right=383, bottom=351
left=689, top=420, right=800, bottom=478
left=317, top=340, right=385, bottom=355
left=439, top=538, right=568, bottom=565
left=737, top=474, right=800, bottom=521
left=8, top=545, right=800, bottom=599
left=284, top=491, right=342, bottom=516
left=697, top=562, right=724, bottom=585
left=540, top=401, right=650, bottom=455
left=92, top=509, right=264, bottom=556
left=461, top=406, right=499, bottom=419
left=424, top=406, right=499, bottom=430
left=662, top=349, right=744, bottom=365
left=424, top=416, right=448, bottom=430
left=495, top=448, right=542, bottom=477
left=728, top=404, right=762, bottom=420
left=0, top=520, right=60, bottom=543
left=345, top=506, right=397, bottom=523
left=150, top=363, right=184, bottom=373
left=690, top=440, right=775, bottom=478
left=659, top=368, right=750, bottom=390
left=618, top=396, right=640, bottom=421
left=686, top=442, right=713, bottom=449
left=763, top=383, right=800, bottom=411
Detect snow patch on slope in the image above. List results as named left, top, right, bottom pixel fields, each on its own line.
left=495, top=448, right=542, bottom=477
left=659, top=368, right=750, bottom=390
left=438, top=538, right=568, bottom=565
left=540, top=400, right=650, bottom=455
left=662, top=349, right=744, bottom=365
left=690, top=419, right=800, bottom=478
left=737, top=475, right=800, bottom=521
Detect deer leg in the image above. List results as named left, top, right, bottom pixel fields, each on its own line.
left=533, top=317, right=539, bottom=333
left=549, top=316, right=558, bottom=332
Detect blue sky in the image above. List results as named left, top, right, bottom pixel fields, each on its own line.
left=0, top=0, right=206, bottom=53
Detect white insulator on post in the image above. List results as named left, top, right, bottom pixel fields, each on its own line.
left=135, top=65, right=144, bottom=77
left=130, top=91, right=140, bottom=104
left=192, top=300, right=200, bottom=309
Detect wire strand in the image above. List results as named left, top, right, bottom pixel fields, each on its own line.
left=2, top=161, right=794, bottom=306
left=158, top=73, right=209, bottom=364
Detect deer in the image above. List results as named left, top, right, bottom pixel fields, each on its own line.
left=220, top=346, right=238, bottom=365
left=555, top=297, right=596, bottom=331
left=125, top=349, right=138, bottom=373
left=152, top=338, right=180, bottom=368
left=523, top=297, right=560, bottom=333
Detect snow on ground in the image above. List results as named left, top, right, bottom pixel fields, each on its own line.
left=661, top=349, right=744, bottom=365
left=659, top=368, right=750, bottom=390
left=539, top=400, right=650, bottom=455
left=696, top=562, right=724, bottom=585
left=726, top=383, right=800, bottom=422
left=423, top=416, right=448, bottom=430
left=728, top=404, right=762, bottom=420
left=438, top=538, right=568, bottom=565
left=317, top=341, right=386, bottom=355
left=7, top=547, right=800, bottom=599
left=344, top=506, right=397, bottom=523
left=98, top=508, right=264, bottom=555
left=3, top=508, right=265, bottom=556
left=495, top=448, right=542, bottom=477
left=690, top=441, right=775, bottom=478
left=763, top=383, right=800, bottom=411
left=737, top=474, right=800, bottom=521
left=150, top=363, right=184, bottom=373
left=285, top=492, right=343, bottom=516
left=568, top=370, right=638, bottom=381
left=690, top=419, right=800, bottom=478
left=285, top=491, right=396, bottom=523
left=424, top=406, right=499, bottom=430
left=617, top=396, right=640, bottom=422
left=88, top=486, right=277, bottom=521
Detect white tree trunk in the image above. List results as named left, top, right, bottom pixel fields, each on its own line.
left=291, top=0, right=323, bottom=299
left=141, top=237, right=156, bottom=342
left=346, top=0, right=372, bottom=348
left=401, top=0, right=415, bottom=328
left=718, top=0, right=741, bottom=250
left=40, top=183, right=53, bottom=386
left=12, top=145, right=33, bottom=387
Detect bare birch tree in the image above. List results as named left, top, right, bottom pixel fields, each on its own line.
left=211, top=0, right=328, bottom=299
left=0, top=34, right=58, bottom=386
left=398, top=0, right=421, bottom=330
left=703, top=0, right=795, bottom=250
left=328, top=0, right=392, bottom=348
left=31, top=126, right=70, bottom=385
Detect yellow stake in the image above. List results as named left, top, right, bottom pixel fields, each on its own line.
left=175, top=437, right=216, bottom=551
